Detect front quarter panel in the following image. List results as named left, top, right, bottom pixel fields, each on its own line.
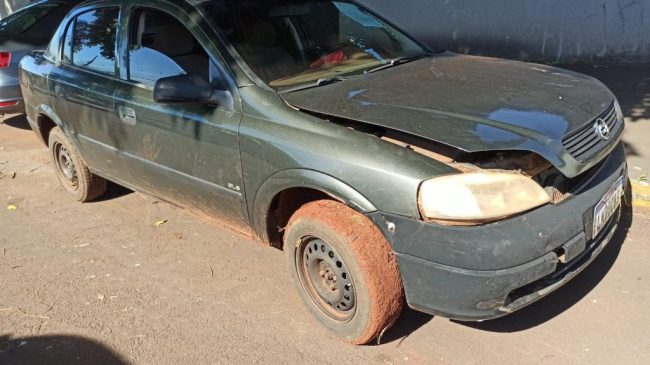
left=239, top=86, right=457, bottom=237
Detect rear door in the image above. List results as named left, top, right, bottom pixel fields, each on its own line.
left=47, top=6, right=130, bottom=182
left=112, top=5, right=250, bottom=234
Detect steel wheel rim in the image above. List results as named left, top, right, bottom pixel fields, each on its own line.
left=295, top=236, right=356, bottom=322
left=54, top=142, right=78, bottom=189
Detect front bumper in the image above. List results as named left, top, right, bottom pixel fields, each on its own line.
left=369, top=142, right=627, bottom=320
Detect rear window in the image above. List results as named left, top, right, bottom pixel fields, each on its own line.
left=0, top=3, right=59, bottom=35
left=69, top=7, right=120, bottom=76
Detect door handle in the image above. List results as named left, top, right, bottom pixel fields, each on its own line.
left=118, top=106, right=137, bottom=125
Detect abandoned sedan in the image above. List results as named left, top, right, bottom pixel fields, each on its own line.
left=20, top=0, right=627, bottom=344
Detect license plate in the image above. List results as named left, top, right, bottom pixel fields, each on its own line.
left=592, top=176, right=624, bottom=238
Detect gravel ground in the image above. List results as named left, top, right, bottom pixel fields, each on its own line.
left=1, top=100, right=649, bottom=365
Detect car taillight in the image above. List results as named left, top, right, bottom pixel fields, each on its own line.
left=0, top=100, right=18, bottom=108
left=0, top=52, right=11, bottom=68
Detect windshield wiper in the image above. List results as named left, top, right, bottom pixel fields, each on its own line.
left=363, top=53, right=430, bottom=75
left=279, top=75, right=349, bottom=93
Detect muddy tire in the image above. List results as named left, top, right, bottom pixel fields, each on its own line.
left=49, top=127, right=107, bottom=202
left=284, top=200, right=403, bottom=345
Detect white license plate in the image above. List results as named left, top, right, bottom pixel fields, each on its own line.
left=592, top=176, right=624, bottom=238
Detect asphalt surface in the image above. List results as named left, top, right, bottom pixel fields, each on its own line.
left=1, top=65, right=649, bottom=364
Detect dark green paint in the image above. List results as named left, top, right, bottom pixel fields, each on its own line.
left=18, top=0, right=627, bottom=321
left=282, top=52, right=620, bottom=178
left=19, top=0, right=621, bottom=237
left=20, top=0, right=622, bottom=236
left=20, top=0, right=455, bottom=237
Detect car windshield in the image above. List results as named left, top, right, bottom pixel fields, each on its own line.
left=200, top=0, right=426, bottom=89
left=0, top=3, right=59, bottom=36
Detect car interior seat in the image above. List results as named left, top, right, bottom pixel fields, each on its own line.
left=236, top=21, right=300, bottom=82
left=134, top=10, right=209, bottom=81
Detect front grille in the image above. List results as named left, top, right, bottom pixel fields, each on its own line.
left=562, top=103, right=619, bottom=162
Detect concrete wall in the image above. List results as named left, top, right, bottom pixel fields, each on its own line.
left=359, top=0, right=650, bottom=64
left=0, top=0, right=33, bottom=19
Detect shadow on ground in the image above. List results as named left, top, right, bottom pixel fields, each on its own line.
left=380, top=307, right=434, bottom=344
left=92, top=181, right=134, bottom=202
left=0, top=335, right=129, bottom=365
left=1, top=114, right=31, bottom=130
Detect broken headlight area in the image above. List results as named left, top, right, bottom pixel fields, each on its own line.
left=417, top=148, right=611, bottom=225
left=303, top=111, right=598, bottom=225
left=414, top=148, right=607, bottom=225
left=380, top=133, right=597, bottom=225
left=465, top=150, right=576, bottom=204
left=418, top=172, right=552, bottom=224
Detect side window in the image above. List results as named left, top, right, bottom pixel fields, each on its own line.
left=71, top=8, right=119, bottom=76
left=62, top=19, right=74, bottom=63
left=128, top=9, right=210, bottom=86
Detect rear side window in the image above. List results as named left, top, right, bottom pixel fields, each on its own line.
left=70, top=8, right=119, bottom=76
left=0, top=4, right=59, bottom=35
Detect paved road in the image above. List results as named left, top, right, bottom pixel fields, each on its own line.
left=1, top=68, right=649, bottom=365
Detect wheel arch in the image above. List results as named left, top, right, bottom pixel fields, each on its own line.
left=251, top=169, right=377, bottom=247
left=33, top=104, right=67, bottom=146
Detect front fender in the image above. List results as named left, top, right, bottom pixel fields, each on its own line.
left=251, top=169, right=377, bottom=241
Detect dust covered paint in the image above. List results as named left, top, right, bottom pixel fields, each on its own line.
left=18, top=0, right=628, bottom=341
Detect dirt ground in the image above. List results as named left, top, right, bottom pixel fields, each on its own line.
left=1, top=65, right=649, bottom=364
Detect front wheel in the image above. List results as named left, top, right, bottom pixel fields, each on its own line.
left=49, top=127, right=107, bottom=202
left=284, top=200, right=404, bottom=344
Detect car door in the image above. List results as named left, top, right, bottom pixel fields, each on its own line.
left=113, top=5, right=250, bottom=234
left=47, top=5, right=131, bottom=182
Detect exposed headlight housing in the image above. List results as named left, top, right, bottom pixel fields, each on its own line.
left=418, top=172, right=552, bottom=225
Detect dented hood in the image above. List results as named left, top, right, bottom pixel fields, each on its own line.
left=281, top=53, right=617, bottom=177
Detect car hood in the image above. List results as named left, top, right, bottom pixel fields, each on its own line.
left=281, top=53, right=618, bottom=178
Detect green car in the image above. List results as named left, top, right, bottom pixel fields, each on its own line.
left=20, top=0, right=627, bottom=344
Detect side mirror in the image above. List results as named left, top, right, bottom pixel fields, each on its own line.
left=153, top=74, right=213, bottom=104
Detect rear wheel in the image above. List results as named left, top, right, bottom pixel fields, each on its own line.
left=284, top=200, right=403, bottom=344
left=49, top=127, right=107, bottom=202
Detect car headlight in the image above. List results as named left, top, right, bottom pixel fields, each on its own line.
left=418, top=172, right=552, bottom=224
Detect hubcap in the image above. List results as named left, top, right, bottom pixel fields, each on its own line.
left=55, top=143, right=78, bottom=188
left=297, top=237, right=356, bottom=321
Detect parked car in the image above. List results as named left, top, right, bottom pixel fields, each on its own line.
left=0, top=0, right=80, bottom=113
left=19, top=0, right=627, bottom=344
